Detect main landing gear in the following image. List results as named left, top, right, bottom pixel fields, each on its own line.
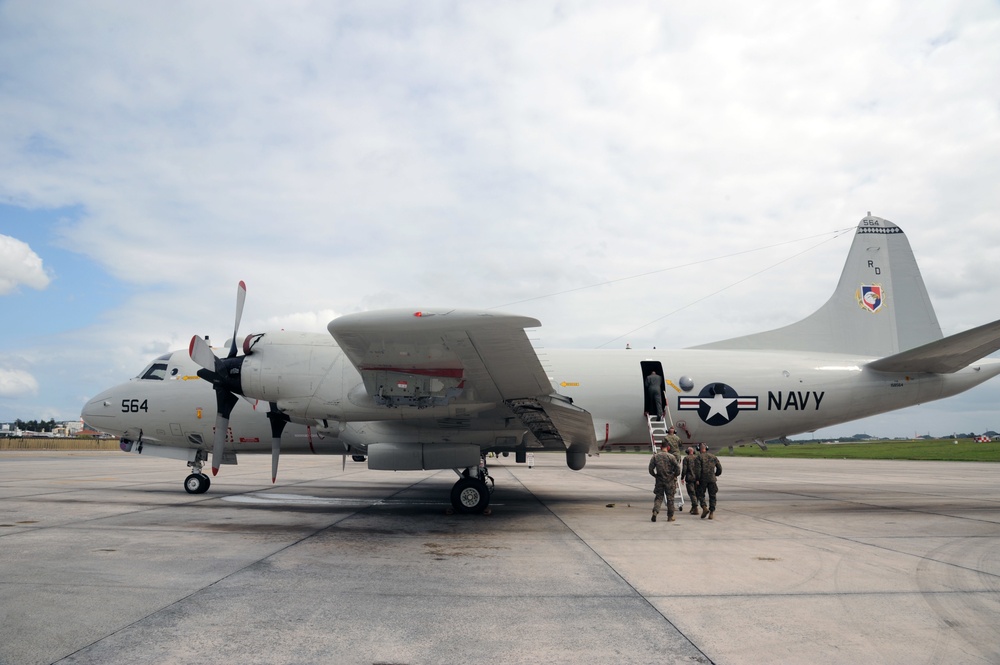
left=184, top=451, right=211, bottom=494
left=449, top=456, right=495, bottom=514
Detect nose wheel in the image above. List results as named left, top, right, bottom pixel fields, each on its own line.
left=184, top=473, right=211, bottom=494
left=184, top=451, right=211, bottom=494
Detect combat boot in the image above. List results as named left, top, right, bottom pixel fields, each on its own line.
left=651, top=513, right=657, bottom=522
left=701, top=506, right=709, bottom=519
left=667, top=515, right=676, bottom=522
left=708, top=510, right=715, bottom=520
left=690, top=506, right=699, bottom=515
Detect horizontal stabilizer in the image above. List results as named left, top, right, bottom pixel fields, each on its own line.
left=867, top=318, right=1000, bottom=374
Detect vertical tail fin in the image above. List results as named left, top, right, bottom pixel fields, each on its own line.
left=693, top=215, right=943, bottom=357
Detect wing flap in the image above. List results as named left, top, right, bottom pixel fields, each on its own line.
left=507, top=395, right=598, bottom=454
left=867, top=318, right=1000, bottom=374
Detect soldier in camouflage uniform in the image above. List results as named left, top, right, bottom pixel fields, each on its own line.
left=664, top=426, right=681, bottom=452
left=694, top=443, right=723, bottom=519
left=648, top=441, right=680, bottom=522
left=681, top=446, right=699, bottom=515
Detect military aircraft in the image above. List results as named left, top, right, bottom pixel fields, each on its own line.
left=82, top=215, right=1000, bottom=513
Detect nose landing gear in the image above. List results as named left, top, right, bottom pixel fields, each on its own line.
left=184, top=451, right=211, bottom=494
left=184, top=473, right=211, bottom=494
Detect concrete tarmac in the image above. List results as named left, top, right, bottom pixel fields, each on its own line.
left=1, top=450, right=999, bottom=665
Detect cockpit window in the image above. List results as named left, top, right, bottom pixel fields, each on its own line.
left=139, top=362, right=169, bottom=381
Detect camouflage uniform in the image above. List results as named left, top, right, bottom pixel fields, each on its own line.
left=681, top=449, right=699, bottom=514
left=648, top=448, right=680, bottom=521
left=664, top=432, right=681, bottom=451
left=694, top=448, right=723, bottom=518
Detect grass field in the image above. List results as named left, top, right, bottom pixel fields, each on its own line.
left=728, top=438, right=1000, bottom=462
left=4, top=437, right=1000, bottom=463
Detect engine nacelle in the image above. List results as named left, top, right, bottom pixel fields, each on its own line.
left=238, top=331, right=342, bottom=403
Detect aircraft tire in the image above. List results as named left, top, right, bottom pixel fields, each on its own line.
left=184, top=473, right=210, bottom=494
left=352, top=455, right=367, bottom=462
left=450, top=477, right=491, bottom=514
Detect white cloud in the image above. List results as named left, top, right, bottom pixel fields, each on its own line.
left=260, top=309, right=343, bottom=334
left=0, top=235, right=50, bottom=295
left=0, top=1, right=997, bottom=435
left=0, top=369, right=39, bottom=398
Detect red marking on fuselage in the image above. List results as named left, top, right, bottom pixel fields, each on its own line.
left=358, top=366, right=464, bottom=379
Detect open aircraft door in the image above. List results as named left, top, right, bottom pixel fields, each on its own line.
left=639, top=360, right=667, bottom=420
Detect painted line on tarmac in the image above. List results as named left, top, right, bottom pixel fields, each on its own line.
left=222, top=492, right=454, bottom=507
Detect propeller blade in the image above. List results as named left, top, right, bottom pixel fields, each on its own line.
left=266, top=402, right=289, bottom=483
left=211, top=413, right=228, bottom=476
left=190, top=335, right=218, bottom=372
left=211, top=389, right=239, bottom=476
left=229, top=281, right=247, bottom=359
left=271, top=437, right=281, bottom=484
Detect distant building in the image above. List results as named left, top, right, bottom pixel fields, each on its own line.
left=51, top=421, right=84, bottom=437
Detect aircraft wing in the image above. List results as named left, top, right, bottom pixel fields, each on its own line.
left=328, top=309, right=598, bottom=452
left=866, top=318, right=1000, bottom=374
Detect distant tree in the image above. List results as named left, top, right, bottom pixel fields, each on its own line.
left=13, top=418, right=56, bottom=432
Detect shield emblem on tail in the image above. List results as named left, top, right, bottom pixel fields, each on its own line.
left=858, top=285, right=883, bottom=312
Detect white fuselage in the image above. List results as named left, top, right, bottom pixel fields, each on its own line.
left=82, top=340, right=1000, bottom=457
left=543, top=348, right=1000, bottom=447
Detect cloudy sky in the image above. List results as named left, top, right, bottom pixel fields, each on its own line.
left=1, top=1, right=998, bottom=438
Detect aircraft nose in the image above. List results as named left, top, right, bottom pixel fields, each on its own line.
left=81, top=392, right=121, bottom=434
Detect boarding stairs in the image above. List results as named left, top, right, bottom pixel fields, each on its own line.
left=646, top=415, right=684, bottom=509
